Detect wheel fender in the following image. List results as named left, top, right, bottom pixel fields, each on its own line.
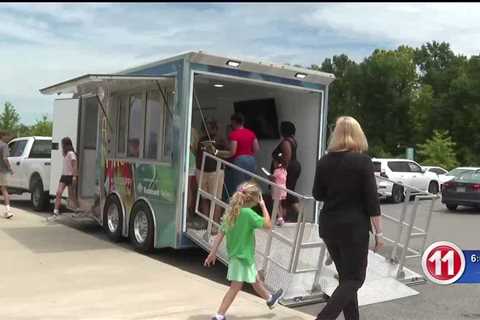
left=105, top=192, right=127, bottom=237
left=132, top=197, right=157, bottom=248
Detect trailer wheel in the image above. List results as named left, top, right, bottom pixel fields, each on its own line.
left=129, top=201, right=154, bottom=253
left=103, top=195, right=123, bottom=242
left=31, top=179, right=49, bottom=212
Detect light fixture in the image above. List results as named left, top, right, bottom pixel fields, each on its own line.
left=295, top=72, right=307, bottom=79
left=213, top=83, right=224, bottom=88
left=226, top=60, right=241, bottom=68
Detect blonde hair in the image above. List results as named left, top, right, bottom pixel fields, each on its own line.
left=327, top=116, right=368, bottom=153
left=225, top=182, right=262, bottom=227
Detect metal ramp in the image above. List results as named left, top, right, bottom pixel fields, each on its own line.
left=186, top=153, right=438, bottom=307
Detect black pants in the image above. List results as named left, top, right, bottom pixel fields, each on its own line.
left=316, top=235, right=369, bottom=320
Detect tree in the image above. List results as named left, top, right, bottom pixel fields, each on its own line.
left=0, top=102, right=20, bottom=132
left=30, top=115, right=53, bottom=136
left=417, top=130, right=458, bottom=170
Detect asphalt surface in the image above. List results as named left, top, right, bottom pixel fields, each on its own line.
left=6, top=195, right=480, bottom=320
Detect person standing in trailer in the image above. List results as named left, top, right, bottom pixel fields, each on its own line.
left=270, top=121, right=301, bottom=221
left=204, top=182, right=283, bottom=320
left=220, top=113, right=260, bottom=199
left=269, top=152, right=288, bottom=226
left=312, top=116, right=384, bottom=320
left=0, top=130, right=13, bottom=219
left=49, top=137, right=80, bottom=220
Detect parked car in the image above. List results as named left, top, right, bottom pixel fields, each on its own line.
left=373, top=158, right=440, bottom=203
left=422, top=166, right=449, bottom=186
left=7, top=137, right=52, bottom=211
left=442, top=169, right=480, bottom=211
left=439, top=167, right=480, bottom=188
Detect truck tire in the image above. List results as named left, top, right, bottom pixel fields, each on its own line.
left=129, top=201, right=155, bottom=253
left=31, top=179, right=50, bottom=212
left=446, top=204, right=458, bottom=211
left=103, top=195, right=124, bottom=242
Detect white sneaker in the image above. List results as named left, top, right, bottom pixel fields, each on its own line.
left=3, top=211, right=13, bottom=219
left=46, top=213, right=59, bottom=222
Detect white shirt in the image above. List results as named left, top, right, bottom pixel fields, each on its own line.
left=63, top=151, right=77, bottom=176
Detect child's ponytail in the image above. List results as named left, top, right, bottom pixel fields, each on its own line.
left=225, top=182, right=262, bottom=227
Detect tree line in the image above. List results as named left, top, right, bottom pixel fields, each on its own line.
left=311, top=41, right=479, bottom=169
left=0, top=102, right=52, bottom=139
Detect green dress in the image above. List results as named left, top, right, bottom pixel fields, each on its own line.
left=221, top=207, right=265, bottom=283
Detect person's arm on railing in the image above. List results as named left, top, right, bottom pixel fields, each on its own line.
left=215, top=140, right=237, bottom=159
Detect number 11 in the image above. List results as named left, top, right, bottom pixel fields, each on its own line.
left=429, top=250, right=454, bottom=276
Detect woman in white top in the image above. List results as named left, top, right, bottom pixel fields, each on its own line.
left=50, top=137, right=79, bottom=219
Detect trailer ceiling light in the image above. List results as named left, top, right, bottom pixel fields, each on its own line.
left=295, top=72, right=307, bottom=79
left=213, top=83, right=224, bottom=88
left=226, top=60, right=241, bottom=67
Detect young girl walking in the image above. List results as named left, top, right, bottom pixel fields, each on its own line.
left=48, top=137, right=80, bottom=220
left=204, top=182, right=283, bottom=320
left=270, top=152, right=288, bottom=226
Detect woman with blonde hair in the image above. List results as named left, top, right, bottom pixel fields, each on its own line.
left=313, top=116, right=384, bottom=320
left=204, top=182, right=283, bottom=320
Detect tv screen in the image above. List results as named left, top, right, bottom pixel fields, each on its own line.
left=233, top=98, right=280, bottom=139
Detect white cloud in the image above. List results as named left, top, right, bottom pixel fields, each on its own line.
left=306, top=3, right=480, bottom=55
left=1, top=3, right=480, bottom=123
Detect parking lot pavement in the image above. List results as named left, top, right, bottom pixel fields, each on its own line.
left=0, top=200, right=312, bottom=320
left=2, top=198, right=479, bottom=320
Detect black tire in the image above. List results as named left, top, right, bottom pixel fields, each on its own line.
left=129, top=201, right=155, bottom=253
left=103, top=195, right=124, bottom=242
left=31, top=179, right=49, bottom=211
left=428, top=181, right=439, bottom=194
left=446, top=204, right=458, bottom=211
left=390, top=184, right=404, bottom=204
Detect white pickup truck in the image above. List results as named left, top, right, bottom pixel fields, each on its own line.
left=7, top=136, right=52, bottom=211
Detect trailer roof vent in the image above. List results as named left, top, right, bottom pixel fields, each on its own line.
left=226, top=60, right=241, bottom=68
left=295, top=72, right=307, bottom=79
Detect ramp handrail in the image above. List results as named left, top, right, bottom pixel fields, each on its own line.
left=374, top=174, right=439, bottom=281
left=193, top=152, right=326, bottom=288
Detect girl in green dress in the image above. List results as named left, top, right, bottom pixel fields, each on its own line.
left=204, top=182, right=284, bottom=320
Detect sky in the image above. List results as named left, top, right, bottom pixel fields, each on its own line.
left=1, top=3, right=480, bottom=124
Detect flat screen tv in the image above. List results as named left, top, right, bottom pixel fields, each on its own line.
left=233, top=98, right=280, bottom=139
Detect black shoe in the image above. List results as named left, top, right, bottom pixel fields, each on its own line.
left=267, top=288, right=284, bottom=309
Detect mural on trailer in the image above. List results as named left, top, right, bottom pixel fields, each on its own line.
left=103, top=160, right=178, bottom=246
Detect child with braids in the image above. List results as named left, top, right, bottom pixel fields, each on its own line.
left=204, top=182, right=284, bottom=320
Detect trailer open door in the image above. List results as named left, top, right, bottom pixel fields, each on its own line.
left=50, top=98, right=80, bottom=197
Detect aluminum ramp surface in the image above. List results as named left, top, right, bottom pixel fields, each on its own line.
left=186, top=222, right=419, bottom=306
left=318, top=251, right=420, bottom=306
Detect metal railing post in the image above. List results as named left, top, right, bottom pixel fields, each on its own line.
left=421, top=195, right=438, bottom=253
left=262, top=199, right=279, bottom=273
left=396, top=196, right=419, bottom=279
left=312, top=243, right=326, bottom=292
left=290, top=199, right=306, bottom=273
left=390, top=187, right=411, bottom=263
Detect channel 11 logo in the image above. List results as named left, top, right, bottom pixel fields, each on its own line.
left=422, top=241, right=466, bottom=285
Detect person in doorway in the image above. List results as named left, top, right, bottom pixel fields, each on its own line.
left=218, top=113, right=260, bottom=200
left=49, top=137, right=80, bottom=220
left=204, top=182, right=283, bottom=320
left=0, top=130, right=13, bottom=219
left=312, top=116, right=384, bottom=320
left=269, top=152, right=287, bottom=226
left=196, top=120, right=226, bottom=227
left=270, top=121, right=301, bottom=221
